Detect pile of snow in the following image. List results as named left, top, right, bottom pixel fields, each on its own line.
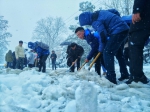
left=0, top=66, right=150, bottom=112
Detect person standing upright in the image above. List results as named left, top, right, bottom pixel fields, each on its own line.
left=15, top=41, right=25, bottom=70
left=126, top=0, right=150, bottom=84
left=50, top=50, right=57, bottom=70
left=5, top=50, right=13, bottom=68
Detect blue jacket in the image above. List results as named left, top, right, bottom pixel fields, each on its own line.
left=79, top=9, right=129, bottom=52
left=79, top=9, right=129, bottom=34
left=84, top=29, right=101, bottom=60
left=28, top=42, right=50, bottom=58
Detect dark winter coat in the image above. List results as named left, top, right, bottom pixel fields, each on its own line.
left=5, top=50, right=13, bottom=62
left=67, top=44, right=84, bottom=62
left=130, top=0, right=150, bottom=32
left=84, top=29, right=100, bottom=60
left=79, top=9, right=129, bottom=52
left=50, top=53, right=57, bottom=62
left=28, top=42, right=50, bottom=58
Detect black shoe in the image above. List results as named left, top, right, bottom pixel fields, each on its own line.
left=125, top=76, right=133, bottom=84
left=42, top=70, right=46, bottom=73
left=134, top=75, right=149, bottom=84
left=118, top=76, right=129, bottom=81
left=126, top=75, right=149, bottom=84
left=105, top=76, right=117, bottom=84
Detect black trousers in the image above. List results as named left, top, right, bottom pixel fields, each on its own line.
left=129, top=29, right=150, bottom=79
left=39, top=55, right=49, bottom=72
left=124, top=47, right=130, bottom=66
left=70, top=58, right=81, bottom=72
left=16, top=57, right=24, bottom=70
left=93, top=52, right=101, bottom=75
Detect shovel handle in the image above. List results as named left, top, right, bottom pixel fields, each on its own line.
left=78, top=62, right=87, bottom=71
left=88, top=52, right=101, bottom=70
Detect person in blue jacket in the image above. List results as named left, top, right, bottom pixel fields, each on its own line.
left=75, top=27, right=105, bottom=76
left=28, top=41, right=50, bottom=73
left=78, top=9, right=129, bottom=84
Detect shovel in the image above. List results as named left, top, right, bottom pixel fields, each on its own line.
left=78, top=62, right=87, bottom=71
left=88, top=52, right=101, bottom=70
left=66, top=59, right=78, bottom=72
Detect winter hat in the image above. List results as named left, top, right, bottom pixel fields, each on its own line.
left=79, top=12, right=93, bottom=26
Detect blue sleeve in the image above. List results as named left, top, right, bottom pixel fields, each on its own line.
left=35, top=47, right=42, bottom=58
left=107, top=9, right=120, bottom=17
left=98, top=36, right=105, bottom=52
left=85, top=33, right=99, bottom=60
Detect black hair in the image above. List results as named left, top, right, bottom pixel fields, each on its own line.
left=70, top=42, right=77, bottom=47
left=19, top=40, right=23, bottom=43
left=75, top=27, right=84, bottom=33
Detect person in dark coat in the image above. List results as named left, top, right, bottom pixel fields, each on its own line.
left=126, top=0, right=150, bottom=84
left=50, top=50, right=57, bottom=70
left=5, top=50, right=13, bottom=68
left=28, top=42, right=50, bottom=73
left=75, top=27, right=105, bottom=75
left=78, top=9, right=130, bottom=84
left=67, top=43, right=84, bottom=72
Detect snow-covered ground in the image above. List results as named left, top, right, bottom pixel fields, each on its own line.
left=0, top=65, right=150, bottom=112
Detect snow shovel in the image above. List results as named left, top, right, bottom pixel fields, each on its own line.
left=66, top=59, right=78, bottom=72
left=88, top=52, right=101, bottom=70
left=78, top=62, right=87, bottom=71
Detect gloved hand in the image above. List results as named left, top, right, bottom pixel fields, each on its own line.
left=85, top=59, right=89, bottom=63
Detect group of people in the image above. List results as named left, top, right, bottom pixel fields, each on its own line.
left=67, top=0, right=150, bottom=85
left=5, top=40, right=58, bottom=73
left=5, top=41, right=37, bottom=70
left=5, top=0, right=149, bottom=85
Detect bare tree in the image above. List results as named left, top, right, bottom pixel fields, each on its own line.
left=33, top=16, right=66, bottom=66
left=0, top=16, right=12, bottom=63
left=101, top=0, right=133, bottom=15
left=33, top=17, right=66, bottom=50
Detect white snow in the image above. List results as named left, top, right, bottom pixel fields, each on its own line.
left=0, top=66, right=150, bottom=112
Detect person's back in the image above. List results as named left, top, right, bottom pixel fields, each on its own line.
left=5, top=50, right=13, bottom=68
left=5, top=50, right=13, bottom=63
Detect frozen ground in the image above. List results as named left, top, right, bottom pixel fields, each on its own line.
left=0, top=65, right=150, bottom=112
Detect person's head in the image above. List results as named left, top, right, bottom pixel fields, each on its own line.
left=79, top=12, right=93, bottom=26
left=8, top=50, right=12, bottom=53
left=28, top=42, right=35, bottom=50
left=52, top=50, right=55, bottom=53
left=19, top=40, right=23, bottom=46
left=75, top=27, right=85, bottom=39
left=70, top=43, right=77, bottom=50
